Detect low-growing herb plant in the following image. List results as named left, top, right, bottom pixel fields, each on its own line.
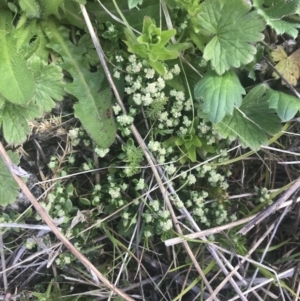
left=2, top=0, right=300, bottom=299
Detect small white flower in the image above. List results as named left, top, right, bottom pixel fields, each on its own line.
left=182, top=116, right=192, bottom=127
left=136, top=179, right=145, bottom=190
left=158, top=156, right=165, bottom=164
left=176, top=91, right=185, bottom=101
left=144, top=230, right=152, bottom=238
left=163, top=71, right=173, bottom=80
left=122, top=212, right=129, bottom=219
left=165, top=164, right=176, bottom=175
left=156, top=77, right=165, bottom=89
left=150, top=200, right=160, bottom=211
left=142, top=93, right=153, bottom=106
left=117, top=114, right=134, bottom=126
left=172, top=64, right=181, bottom=75
left=161, top=219, right=172, bottom=231
left=121, top=183, right=128, bottom=190
left=187, top=174, right=196, bottom=185
left=64, top=256, right=71, bottom=264
left=144, top=68, right=155, bottom=79
left=184, top=98, right=193, bottom=111
left=148, top=141, right=161, bottom=152
left=109, top=187, right=121, bottom=199
left=132, top=62, right=142, bottom=73
left=146, top=82, right=157, bottom=94
left=128, top=54, right=137, bottom=63
left=115, top=55, right=124, bottom=62
left=112, top=104, right=122, bottom=115
left=132, top=81, right=141, bottom=90
left=133, top=93, right=142, bottom=105
left=94, top=147, right=110, bottom=158
left=69, top=128, right=79, bottom=139
left=82, top=163, right=90, bottom=171
left=68, top=156, right=75, bottom=164
left=113, top=70, right=121, bottom=79
left=159, top=111, right=168, bottom=122
left=159, top=210, right=170, bottom=219
left=144, top=214, right=153, bottom=223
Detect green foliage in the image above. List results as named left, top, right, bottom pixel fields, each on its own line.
left=253, top=0, right=300, bottom=38
left=44, top=24, right=116, bottom=148
left=128, top=0, right=143, bottom=9
left=120, top=138, right=144, bottom=176
left=0, top=11, right=34, bottom=105
left=29, top=55, right=65, bottom=112
left=215, top=84, right=282, bottom=150
left=0, top=10, right=65, bottom=144
left=194, top=70, right=245, bottom=123
left=267, top=89, right=300, bottom=122
left=197, top=0, right=265, bottom=75
left=163, top=117, right=214, bottom=163
left=0, top=151, right=20, bottom=206
left=1, top=102, right=41, bottom=144
left=124, top=17, right=190, bottom=74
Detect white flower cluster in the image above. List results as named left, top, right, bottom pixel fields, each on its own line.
left=135, top=178, right=145, bottom=190
left=107, top=176, right=128, bottom=207
left=258, top=187, right=272, bottom=205
left=68, top=127, right=86, bottom=146
left=116, top=114, right=134, bottom=126
left=94, top=147, right=110, bottom=158
left=148, top=140, right=173, bottom=164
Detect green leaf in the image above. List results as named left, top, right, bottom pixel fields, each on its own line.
left=79, top=198, right=90, bottom=205
left=38, top=0, right=64, bottom=18
left=0, top=15, right=35, bottom=105
left=187, top=146, right=197, bottom=162
left=124, top=17, right=187, bottom=74
left=266, top=89, right=300, bottom=121
left=60, top=1, right=85, bottom=29
left=198, top=0, right=265, bottom=75
left=0, top=102, right=41, bottom=144
left=194, top=70, right=245, bottom=123
left=27, top=56, right=65, bottom=112
left=215, top=84, right=282, bottom=150
left=128, top=0, right=143, bottom=9
left=19, top=0, right=41, bottom=18
left=44, top=23, right=116, bottom=148
left=64, top=199, right=73, bottom=212
left=0, top=151, right=20, bottom=206
left=253, top=0, right=300, bottom=38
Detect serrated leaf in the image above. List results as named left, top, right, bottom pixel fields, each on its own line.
left=216, top=84, right=282, bottom=150
left=0, top=15, right=35, bottom=105
left=254, top=0, right=300, bottom=38
left=266, top=89, right=300, bottom=121
left=271, top=46, right=300, bottom=86
left=198, top=0, right=265, bottom=75
left=0, top=102, right=41, bottom=144
left=194, top=70, right=245, bottom=123
left=44, top=23, right=116, bottom=148
left=27, top=56, right=65, bottom=112
left=0, top=151, right=20, bottom=206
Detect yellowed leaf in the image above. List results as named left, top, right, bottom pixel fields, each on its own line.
left=271, top=46, right=300, bottom=86
left=271, top=46, right=287, bottom=62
